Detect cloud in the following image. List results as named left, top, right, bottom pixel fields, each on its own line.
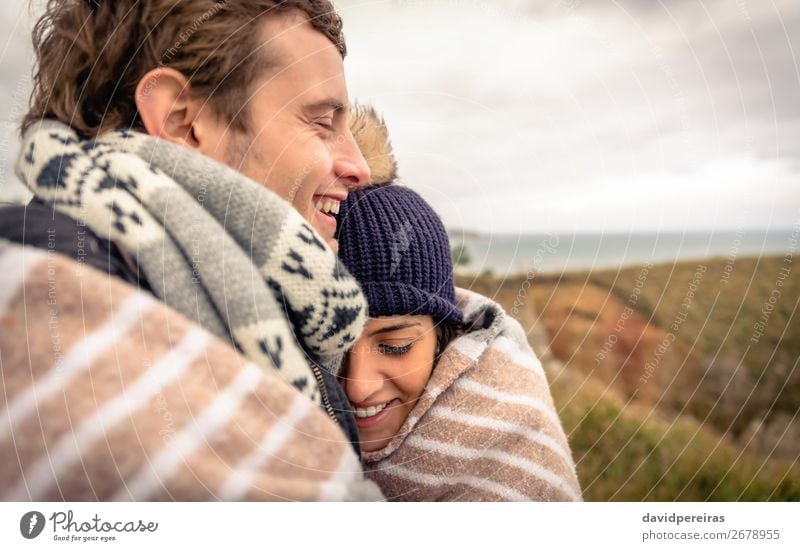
left=0, top=1, right=37, bottom=202
left=1, top=0, right=798, bottom=235
left=339, top=0, right=800, bottom=233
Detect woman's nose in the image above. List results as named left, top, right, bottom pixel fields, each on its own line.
left=343, top=351, right=383, bottom=404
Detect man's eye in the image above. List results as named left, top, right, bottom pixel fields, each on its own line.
left=314, top=119, right=335, bottom=131
left=378, top=343, right=412, bottom=356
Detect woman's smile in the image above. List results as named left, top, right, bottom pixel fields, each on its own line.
left=352, top=398, right=402, bottom=429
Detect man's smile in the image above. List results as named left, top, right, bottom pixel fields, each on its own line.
left=312, top=193, right=345, bottom=237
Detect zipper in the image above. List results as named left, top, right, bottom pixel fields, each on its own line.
left=311, top=362, right=338, bottom=424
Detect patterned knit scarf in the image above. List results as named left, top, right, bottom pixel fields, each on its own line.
left=15, top=120, right=367, bottom=405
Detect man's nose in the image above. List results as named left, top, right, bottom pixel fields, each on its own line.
left=333, top=128, right=371, bottom=190
left=343, top=351, right=383, bottom=404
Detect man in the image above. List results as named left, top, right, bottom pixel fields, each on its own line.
left=0, top=0, right=383, bottom=500
left=23, top=1, right=368, bottom=251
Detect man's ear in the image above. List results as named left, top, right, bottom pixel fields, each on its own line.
left=135, top=67, right=205, bottom=149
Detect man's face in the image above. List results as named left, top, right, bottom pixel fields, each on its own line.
left=206, top=12, right=370, bottom=251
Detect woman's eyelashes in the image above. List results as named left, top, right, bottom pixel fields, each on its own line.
left=377, top=342, right=413, bottom=356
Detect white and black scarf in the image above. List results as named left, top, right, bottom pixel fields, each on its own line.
left=15, top=120, right=367, bottom=405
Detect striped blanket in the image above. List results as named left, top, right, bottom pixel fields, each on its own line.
left=361, top=288, right=582, bottom=501
left=0, top=241, right=383, bottom=501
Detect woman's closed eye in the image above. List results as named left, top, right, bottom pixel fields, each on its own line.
left=378, top=342, right=413, bottom=356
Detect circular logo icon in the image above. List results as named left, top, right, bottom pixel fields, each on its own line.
left=20, top=511, right=45, bottom=539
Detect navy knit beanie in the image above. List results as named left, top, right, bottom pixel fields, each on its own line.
left=336, top=185, right=462, bottom=325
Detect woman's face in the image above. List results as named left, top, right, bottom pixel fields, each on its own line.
left=340, top=315, right=438, bottom=452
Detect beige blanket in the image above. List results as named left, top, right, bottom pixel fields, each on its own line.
left=0, top=242, right=382, bottom=501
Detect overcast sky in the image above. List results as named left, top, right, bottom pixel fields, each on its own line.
left=1, top=0, right=798, bottom=234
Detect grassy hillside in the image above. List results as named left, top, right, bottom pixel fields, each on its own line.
left=458, top=255, right=800, bottom=500
left=551, top=367, right=799, bottom=500
left=584, top=256, right=799, bottom=436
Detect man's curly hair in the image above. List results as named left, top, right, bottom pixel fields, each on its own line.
left=22, top=0, right=347, bottom=137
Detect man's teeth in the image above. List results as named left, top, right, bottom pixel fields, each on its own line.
left=314, top=198, right=340, bottom=215
left=353, top=402, right=389, bottom=418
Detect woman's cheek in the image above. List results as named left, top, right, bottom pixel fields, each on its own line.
left=401, top=351, right=435, bottom=397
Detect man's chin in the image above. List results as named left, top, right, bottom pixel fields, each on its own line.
left=312, top=220, right=338, bottom=252
left=328, top=237, right=339, bottom=253
left=309, top=211, right=338, bottom=252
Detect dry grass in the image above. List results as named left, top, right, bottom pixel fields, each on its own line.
left=458, top=255, right=800, bottom=500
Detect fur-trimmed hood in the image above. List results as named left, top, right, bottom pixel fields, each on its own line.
left=349, top=104, right=398, bottom=185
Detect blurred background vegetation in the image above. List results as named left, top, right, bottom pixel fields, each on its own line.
left=457, top=255, right=800, bottom=501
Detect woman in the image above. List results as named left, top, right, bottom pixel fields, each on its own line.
left=336, top=184, right=464, bottom=454
left=335, top=117, right=582, bottom=500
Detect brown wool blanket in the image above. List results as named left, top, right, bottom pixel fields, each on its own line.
left=0, top=241, right=382, bottom=501
left=361, top=288, right=583, bottom=501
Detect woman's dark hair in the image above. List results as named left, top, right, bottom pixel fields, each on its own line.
left=434, top=318, right=463, bottom=366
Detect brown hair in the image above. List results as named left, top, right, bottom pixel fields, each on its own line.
left=22, top=0, right=347, bottom=138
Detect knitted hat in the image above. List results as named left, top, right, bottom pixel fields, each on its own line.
left=336, top=185, right=462, bottom=325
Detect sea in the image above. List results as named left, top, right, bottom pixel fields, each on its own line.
left=448, top=229, right=798, bottom=276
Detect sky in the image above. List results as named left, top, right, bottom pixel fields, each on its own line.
left=1, top=0, right=798, bottom=234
